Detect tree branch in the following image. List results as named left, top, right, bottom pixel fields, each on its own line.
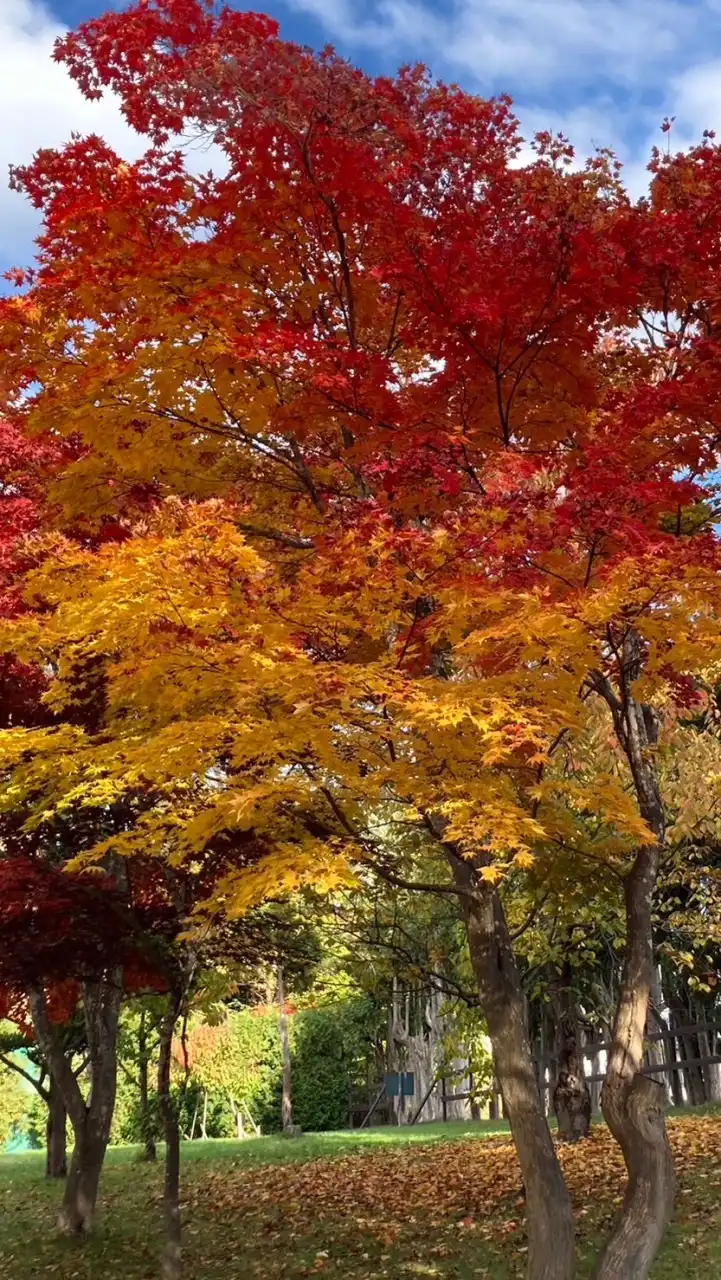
left=237, top=523, right=314, bottom=550
left=0, top=1052, right=49, bottom=1102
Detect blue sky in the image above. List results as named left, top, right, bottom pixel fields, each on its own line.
left=4, top=0, right=721, bottom=278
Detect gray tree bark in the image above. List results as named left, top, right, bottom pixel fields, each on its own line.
left=137, top=1008, right=156, bottom=1162
left=30, top=971, right=122, bottom=1233
left=157, top=992, right=183, bottom=1280
left=592, top=852, right=676, bottom=1280
left=277, top=964, right=297, bottom=1135
left=46, top=1075, right=68, bottom=1179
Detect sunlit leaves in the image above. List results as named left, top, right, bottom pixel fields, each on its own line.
left=4, top=0, right=721, bottom=918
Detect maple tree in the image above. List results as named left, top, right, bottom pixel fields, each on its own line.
left=4, top=2, right=721, bottom=1276
left=0, top=413, right=236, bottom=1246
left=0, top=853, right=174, bottom=1231
left=0, top=422, right=92, bottom=1182
left=0, top=840, right=235, bottom=1266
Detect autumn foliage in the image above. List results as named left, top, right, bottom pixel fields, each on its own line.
left=0, top=856, right=178, bottom=1033
left=4, top=2, right=721, bottom=1274
left=0, top=3, right=720, bottom=897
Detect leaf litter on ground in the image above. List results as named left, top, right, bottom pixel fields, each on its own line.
left=2, top=1114, right=721, bottom=1278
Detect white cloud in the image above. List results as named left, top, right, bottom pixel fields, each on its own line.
left=441, top=0, right=684, bottom=89
left=286, top=0, right=700, bottom=91
left=669, top=59, right=721, bottom=139
left=0, top=0, right=144, bottom=270
left=285, top=0, right=443, bottom=51
left=286, top=0, right=721, bottom=197
left=513, top=101, right=623, bottom=159
left=0, top=0, right=226, bottom=277
left=605, top=61, right=721, bottom=198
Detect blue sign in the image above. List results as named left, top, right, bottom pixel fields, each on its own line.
left=384, top=1072, right=415, bottom=1098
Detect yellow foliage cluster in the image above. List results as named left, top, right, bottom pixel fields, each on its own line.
left=3, top=484, right=721, bottom=916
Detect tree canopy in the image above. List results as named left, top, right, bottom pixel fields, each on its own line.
left=4, top=3, right=721, bottom=1277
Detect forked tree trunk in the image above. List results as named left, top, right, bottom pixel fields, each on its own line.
left=592, top=850, right=676, bottom=1280
left=592, top=642, right=677, bottom=1278
left=30, top=972, right=122, bottom=1233
left=46, top=1076, right=68, bottom=1179
left=61, top=974, right=122, bottom=1232
left=448, top=852, right=576, bottom=1280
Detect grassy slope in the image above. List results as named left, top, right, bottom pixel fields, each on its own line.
left=1, top=1116, right=720, bottom=1279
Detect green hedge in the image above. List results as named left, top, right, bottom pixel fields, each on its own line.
left=245, top=999, right=377, bottom=1132
left=112, top=996, right=378, bottom=1142
left=288, top=1001, right=374, bottom=1132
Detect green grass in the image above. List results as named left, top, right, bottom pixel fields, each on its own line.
left=1, top=1115, right=720, bottom=1279
left=163, top=1117, right=512, bottom=1166
left=0, top=1125, right=514, bottom=1280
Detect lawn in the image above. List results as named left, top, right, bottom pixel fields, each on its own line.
left=1, top=1115, right=720, bottom=1279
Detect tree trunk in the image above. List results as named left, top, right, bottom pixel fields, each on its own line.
left=697, top=1009, right=721, bottom=1102
left=46, top=1076, right=68, bottom=1179
left=233, top=1100, right=245, bottom=1140
left=158, top=992, right=183, bottom=1280
left=277, top=964, right=295, bottom=1135
left=448, top=852, right=576, bottom=1280
left=156, top=950, right=196, bottom=1280
left=188, top=1094, right=199, bottom=1141
left=589, top=1030, right=603, bottom=1116
left=162, top=1112, right=182, bottom=1280
left=30, top=972, right=122, bottom=1234
left=591, top=640, right=677, bottom=1278
left=665, top=996, right=684, bottom=1107
left=592, top=850, right=676, bottom=1280
left=552, top=973, right=592, bottom=1143
left=61, top=1129, right=108, bottom=1231
left=61, top=975, right=122, bottom=1232
left=138, top=1011, right=156, bottom=1162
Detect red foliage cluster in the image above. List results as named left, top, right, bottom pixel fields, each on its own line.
left=173, top=1020, right=223, bottom=1072
left=0, top=858, right=134, bottom=984
left=0, top=858, right=177, bottom=1029
left=0, top=981, right=81, bottom=1035
left=3, top=0, right=715, bottom=612
left=0, top=421, right=61, bottom=726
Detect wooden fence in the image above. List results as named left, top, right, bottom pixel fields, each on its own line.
left=533, top=1019, right=721, bottom=1114
left=350, top=1017, right=721, bottom=1127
